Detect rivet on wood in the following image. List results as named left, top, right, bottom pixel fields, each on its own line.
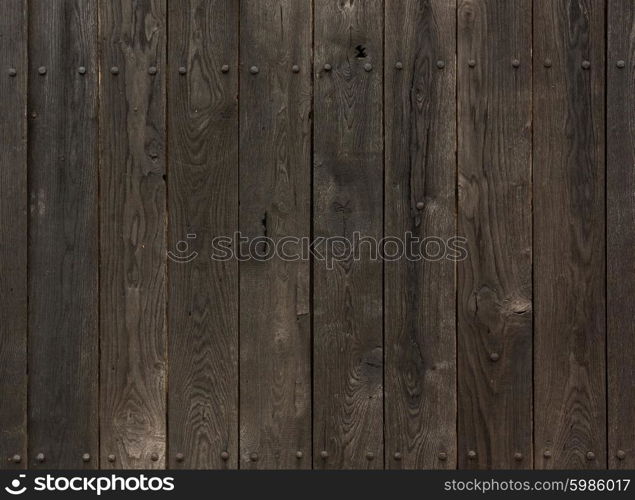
left=514, top=452, right=523, bottom=461
left=36, top=453, right=45, bottom=463
left=586, top=451, right=595, bottom=461
left=296, top=451, right=303, bottom=459
left=323, top=64, right=332, bottom=72
left=82, top=453, right=90, bottom=462
left=178, top=66, right=187, bottom=75
left=110, top=67, right=119, bottom=75
left=581, top=60, right=591, bottom=70
left=543, top=450, right=552, bottom=459
left=489, top=352, right=500, bottom=362
left=438, top=452, right=448, bottom=461
left=416, top=201, right=424, bottom=210
left=436, top=60, right=445, bottom=69
left=221, top=451, right=230, bottom=461
left=8, top=68, right=17, bottom=77
left=616, top=450, right=626, bottom=460
left=364, top=63, right=373, bottom=72
left=292, top=65, right=300, bottom=73
left=78, top=66, right=86, bottom=75
left=148, top=66, right=157, bottom=75
left=512, top=59, right=520, bottom=68
left=617, top=60, right=626, bottom=69
left=150, top=453, right=159, bottom=461
left=320, top=450, right=328, bottom=459
left=393, top=452, right=402, bottom=461
left=38, top=66, right=46, bottom=75
left=468, top=59, right=476, bottom=68
left=249, top=66, right=259, bottom=75
left=12, top=454, right=21, bottom=464
left=176, top=453, right=184, bottom=462
left=250, top=452, right=258, bottom=462
left=543, top=58, right=552, bottom=68
left=395, top=62, right=403, bottom=70
left=467, top=450, right=477, bottom=459
left=366, top=452, right=374, bottom=461
left=107, top=454, right=116, bottom=463
left=221, top=65, right=229, bottom=73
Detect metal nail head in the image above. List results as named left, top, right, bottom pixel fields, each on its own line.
left=512, top=59, right=520, bottom=68
left=12, top=454, right=21, bottom=464
left=364, top=63, right=373, bottom=72
left=150, top=453, right=159, bottom=462
left=438, top=452, right=448, bottom=461
left=320, top=451, right=328, bottom=459
left=489, top=352, right=500, bottom=362
left=514, top=452, right=523, bottom=461
left=250, top=452, right=258, bottom=462
left=468, top=450, right=477, bottom=459
left=178, top=66, right=187, bottom=75
left=292, top=65, right=300, bottom=73
left=617, top=60, right=626, bottom=69
left=543, top=450, right=552, bottom=459
left=416, top=201, right=424, bottom=210
left=324, top=64, right=332, bottom=72
left=249, top=66, right=259, bottom=75
left=468, top=59, right=476, bottom=68
left=176, top=453, right=184, bottom=462
left=221, top=451, right=230, bottom=461
left=586, top=451, right=595, bottom=461
left=366, top=452, right=374, bottom=461
left=38, top=66, right=46, bottom=75
left=108, top=454, right=116, bottom=463
left=36, top=453, right=45, bottom=463
left=221, top=65, right=229, bottom=73
left=395, top=62, right=403, bottom=70
left=582, top=60, right=591, bottom=70
left=82, top=453, right=91, bottom=462
left=393, top=452, right=402, bottom=461
left=617, top=450, right=626, bottom=460
left=544, top=58, right=552, bottom=68
left=110, top=67, right=119, bottom=75
left=78, top=66, right=86, bottom=75
left=148, top=66, right=157, bottom=75
left=8, top=68, right=17, bottom=77
left=436, top=60, right=445, bottom=69
left=296, top=451, right=303, bottom=459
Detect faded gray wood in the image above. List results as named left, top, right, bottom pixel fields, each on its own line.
left=0, top=0, right=26, bottom=470
left=457, top=0, right=533, bottom=469
left=384, top=0, right=457, bottom=470
left=28, top=0, right=98, bottom=469
left=313, top=0, right=383, bottom=469
left=167, top=0, right=239, bottom=470
left=99, top=0, right=167, bottom=469
left=239, top=0, right=312, bottom=469
left=607, top=0, right=635, bottom=471
left=533, top=0, right=606, bottom=469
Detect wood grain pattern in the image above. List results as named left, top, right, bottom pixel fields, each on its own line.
left=457, top=0, right=533, bottom=469
left=28, top=0, right=98, bottom=469
left=607, top=0, right=635, bottom=471
left=533, top=0, right=606, bottom=469
left=239, top=0, right=312, bottom=469
left=99, top=0, right=167, bottom=469
left=384, top=0, right=457, bottom=470
left=167, top=0, right=239, bottom=470
left=0, top=0, right=27, bottom=470
left=313, top=0, right=383, bottom=470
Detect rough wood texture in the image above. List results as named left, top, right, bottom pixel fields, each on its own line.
left=384, top=0, right=457, bottom=470
left=27, top=0, right=98, bottom=469
left=239, top=0, right=312, bottom=469
left=533, top=0, right=606, bottom=469
left=0, top=0, right=27, bottom=470
left=457, top=0, right=533, bottom=469
left=167, top=0, right=239, bottom=470
left=313, top=0, right=383, bottom=469
left=607, top=0, right=635, bottom=471
left=99, top=0, right=167, bottom=469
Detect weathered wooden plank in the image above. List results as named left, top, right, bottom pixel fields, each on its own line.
left=0, top=0, right=27, bottom=470
left=167, top=0, right=239, bottom=470
left=384, top=0, right=457, bottom=470
left=239, top=0, right=312, bottom=469
left=457, top=0, right=533, bottom=469
left=313, top=0, right=383, bottom=469
left=607, top=0, right=635, bottom=470
left=533, top=0, right=606, bottom=469
left=28, top=0, right=98, bottom=469
left=99, top=0, right=167, bottom=469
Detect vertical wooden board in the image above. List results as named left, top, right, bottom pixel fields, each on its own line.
left=99, top=0, right=167, bottom=469
left=239, top=0, right=312, bottom=469
left=457, top=0, right=533, bottom=469
left=0, top=0, right=27, bottom=470
left=607, top=0, right=635, bottom=470
left=533, top=0, right=606, bottom=469
left=384, top=0, right=457, bottom=470
left=313, top=0, right=383, bottom=469
left=167, top=0, right=239, bottom=469
left=28, top=0, right=99, bottom=469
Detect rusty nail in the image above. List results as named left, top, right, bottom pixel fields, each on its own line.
left=416, top=201, right=424, bottom=210
left=617, top=60, right=626, bottom=69
left=617, top=450, right=626, bottom=460
left=110, top=66, right=119, bottom=75
left=393, top=452, right=402, bottom=461
left=438, top=452, right=448, bottom=461
left=82, top=453, right=91, bottom=462
left=320, top=450, right=328, bottom=459
left=36, top=453, right=45, bottom=463
left=468, top=59, right=476, bottom=68
left=108, top=454, right=116, bottom=463
left=296, top=451, right=303, bottom=459
left=514, top=452, right=523, bottom=461
left=221, top=451, right=229, bottom=461
left=364, top=63, right=373, bottom=72
left=436, top=60, right=445, bottom=69
left=250, top=452, right=258, bottom=462
left=38, top=66, right=46, bottom=75
left=292, top=65, right=300, bottom=73
left=582, top=60, right=591, bottom=70
left=324, top=64, right=332, bottom=72
left=150, top=453, right=159, bottom=461
left=176, top=453, right=184, bottom=462
left=366, top=452, right=374, bottom=461
left=543, top=450, right=552, bottom=459
left=512, top=59, right=520, bottom=68
left=148, top=66, right=157, bottom=75
left=586, top=451, right=595, bottom=461
left=8, top=68, right=17, bottom=77
left=249, top=66, right=259, bottom=75
left=489, top=352, right=500, bottom=362
left=544, top=58, right=552, bottom=68
left=12, top=454, right=21, bottom=463
left=395, top=62, right=403, bottom=70
left=178, top=66, right=187, bottom=75
left=468, top=450, right=477, bottom=459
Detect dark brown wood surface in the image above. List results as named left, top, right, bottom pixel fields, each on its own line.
left=533, top=0, right=606, bottom=469
left=99, top=0, right=167, bottom=469
left=457, top=0, right=533, bottom=469
left=167, top=0, right=239, bottom=470
left=239, top=0, right=312, bottom=469
left=313, top=0, right=384, bottom=469
left=28, top=0, right=99, bottom=469
left=384, top=0, right=457, bottom=470
left=0, top=0, right=27, bottom=470
left=607, top=0, right=635, bottom=471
